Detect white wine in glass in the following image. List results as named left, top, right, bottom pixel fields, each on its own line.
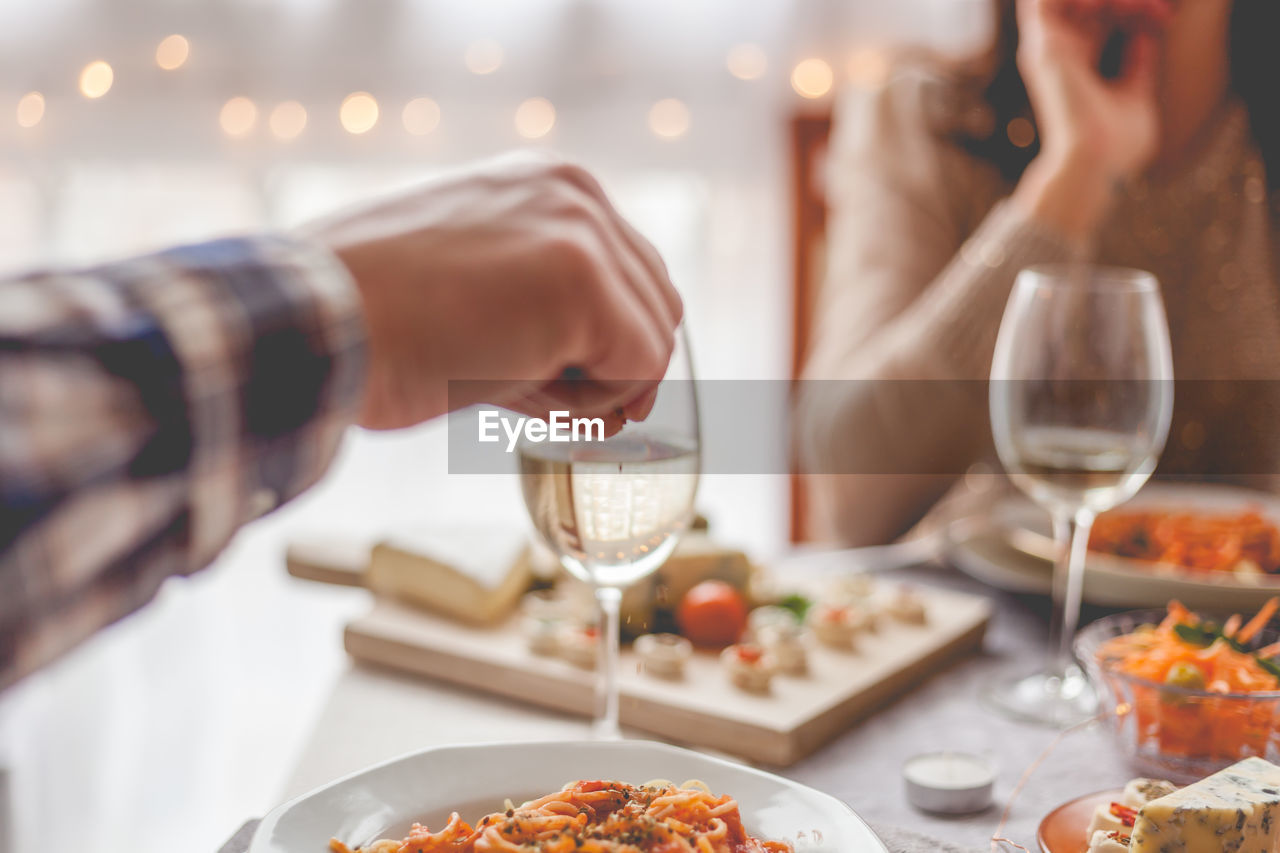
left=518, top=330, right=700, bottom=740
left=988, top=265, right=1173, bottom=726
left=1009, top=426, right=1157, bottom=516
left=520, top=435, right=700, bottom=588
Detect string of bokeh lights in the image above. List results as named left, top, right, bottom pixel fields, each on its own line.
left=11, top=33, right=895, bottom=142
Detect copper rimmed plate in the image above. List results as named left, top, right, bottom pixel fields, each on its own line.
left=1037, top=789, right=1124, bottom=853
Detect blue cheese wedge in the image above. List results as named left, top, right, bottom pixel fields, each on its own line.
left=1130, top=757, right=1280, bottom=853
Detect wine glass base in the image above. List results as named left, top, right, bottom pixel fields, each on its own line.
left=982, top=666, right=1097, bottom=727
left=592, top=717, right=623, bottom=742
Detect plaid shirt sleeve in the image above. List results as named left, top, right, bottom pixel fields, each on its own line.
left=0, top=234, right=367, bottom=689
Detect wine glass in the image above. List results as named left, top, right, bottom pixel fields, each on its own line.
left=988, top=265, right=1173, bottom=726
left=518, top=328, right=700, bottom=740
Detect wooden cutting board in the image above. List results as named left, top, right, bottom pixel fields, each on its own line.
left=342, top=584, right=991, bottom=766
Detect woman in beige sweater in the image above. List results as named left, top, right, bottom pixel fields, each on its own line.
left=797, top=0, right=1280, bottom=545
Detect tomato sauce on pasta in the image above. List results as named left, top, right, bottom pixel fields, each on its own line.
left=329, top=779, right=794, bottom=853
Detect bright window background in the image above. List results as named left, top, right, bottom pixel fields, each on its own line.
left=0, top=2, right=988, bottom=852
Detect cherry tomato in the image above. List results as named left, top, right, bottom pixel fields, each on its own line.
left=676, top=581, right=748, bottom=648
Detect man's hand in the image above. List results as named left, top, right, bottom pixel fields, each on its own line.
left=307, top=157, right=683, bottom=430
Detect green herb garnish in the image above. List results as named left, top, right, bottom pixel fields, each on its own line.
left=1170, top=619, right=1279, bottom=684
left=1259, top=657, right=1280, bottom=680
left=1172, top=620, right=1248, bottom=651
left=777, top=593, right=813, bottom=621
left=1174, top=623, right=1217, bottom=647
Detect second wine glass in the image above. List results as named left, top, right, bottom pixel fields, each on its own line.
left=518, top=329, right=700, bottom=740
left=988, top=265, right=1173, bottom=726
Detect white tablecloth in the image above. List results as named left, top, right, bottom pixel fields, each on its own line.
left=279, top=562, right=1129, bottom=852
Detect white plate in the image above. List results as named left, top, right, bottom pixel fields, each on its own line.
left=250, top=740, right=885, bottom=853
left=948, top=483, right=1280, bottom=611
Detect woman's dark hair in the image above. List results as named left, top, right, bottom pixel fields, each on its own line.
left=958, top=0, right=1280, bottom=190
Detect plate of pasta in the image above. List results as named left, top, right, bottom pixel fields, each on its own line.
left=249, top=740, right=883, bottom=853
left=948, top=483, right=1280, bottom=612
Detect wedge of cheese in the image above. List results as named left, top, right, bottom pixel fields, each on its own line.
left=1130, top=757, right=1280, bottom=853
left=368, top=527, right=533, bottom=625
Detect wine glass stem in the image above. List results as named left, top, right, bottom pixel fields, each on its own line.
left=1047, top=509, right=1095, bottom=680
left=593, top=584, right=623, bottom=741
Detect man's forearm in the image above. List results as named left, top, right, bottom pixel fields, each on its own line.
left=0, top=234, right=366, bottom=688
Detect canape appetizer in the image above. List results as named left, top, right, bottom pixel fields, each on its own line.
left=748, top=605, right=801, bottom=639
left=1085, top=778, right=1177, bottom=837
left=556, top=623, right=599, bottom=668
left=721, top=643, right=774, bottom=693
left=884, top=585, right=927, bottom=625
left=755, top=621, right=808, bottom=675
left=522, top=615, right=563, bottom=656
left=634, top=633, right=693, bottom=680
left=806, top=602, right=872, bottom=649
left=828, top=572, right=876, bottom=604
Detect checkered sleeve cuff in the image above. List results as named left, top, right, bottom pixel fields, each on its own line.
left=133, top=235, right=368, bottom=564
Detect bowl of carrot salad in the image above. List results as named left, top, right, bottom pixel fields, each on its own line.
left=1076, top=598, right=1280, bottom=783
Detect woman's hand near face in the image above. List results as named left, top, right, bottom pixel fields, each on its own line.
left=1011, top=0, right=1171, bottom=241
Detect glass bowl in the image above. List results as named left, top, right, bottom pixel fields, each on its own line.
left=1074, top=609, right=1280, bottom=784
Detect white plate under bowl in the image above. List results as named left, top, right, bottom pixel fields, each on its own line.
left=250, top=740, right=884, bottom=853
left=948, top=483, right=1280, bottom=611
